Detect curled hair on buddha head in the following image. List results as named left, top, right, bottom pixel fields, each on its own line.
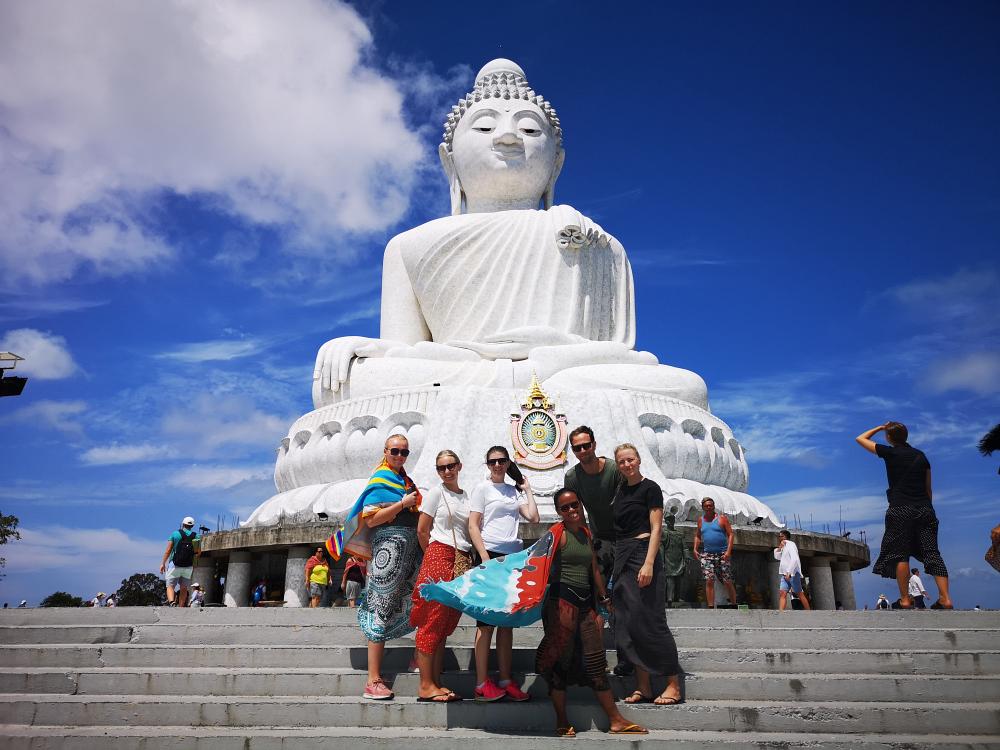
left=554, top=487, right=578, bottom=508
left=885, top=421, right=908, bottom=445
left=569, top=425, right=595, bottom=443
left=441, top=59, right=563, bottom=153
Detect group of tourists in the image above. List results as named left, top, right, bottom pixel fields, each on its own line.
left=332, top=427, right=684, bottom=736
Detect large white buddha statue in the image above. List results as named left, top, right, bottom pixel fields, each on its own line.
left=245, top=59, right=781, bottom=530
left=312, top=59, right=707, bottom=411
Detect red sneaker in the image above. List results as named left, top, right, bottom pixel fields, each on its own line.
left=474, top=679, right=505, bottom=702
left=501, top=680, right=530, bottom=702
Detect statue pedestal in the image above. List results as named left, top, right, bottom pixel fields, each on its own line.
left=245, top=384, right=780, bottom=529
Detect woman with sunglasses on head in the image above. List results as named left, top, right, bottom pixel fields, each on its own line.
left=612, top=443, right=683, bottom=706
left=537, top=488, right=648, bottom=737
left=409, top=450, right=471, bottom=703
left=468, top=445, right=539, bottom=702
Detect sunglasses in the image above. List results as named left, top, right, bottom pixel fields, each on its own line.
left=558, top=500, right=581, bottom=513
left=486, top=457, right=509, bottom=466
left=387, top=447, right=410, bottom=457
left=571, top=441, right=594, bottom=452
left=436, top=462, right=459, bottom=473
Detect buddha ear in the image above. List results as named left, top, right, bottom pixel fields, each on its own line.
left=439, top=143, right=465, bottom=215
left=543, top=148, right=565, bottom=210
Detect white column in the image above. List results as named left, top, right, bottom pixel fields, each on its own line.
left=832, top=560, right=856, bottom=610
left=767, top=558, right=781, bottom=609
left=224, top=551, right=252, bottom=607
left=806, top=556, right=836, bottom=611
left=191, top=557, right=215, bottom=604
left=284, top=546, right=312, bottom=608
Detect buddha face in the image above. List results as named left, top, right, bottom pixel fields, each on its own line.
left=450, top=99, right=561, bottom=209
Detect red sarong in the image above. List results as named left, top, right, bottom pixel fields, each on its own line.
left=410, top=541, right=462, bottom=654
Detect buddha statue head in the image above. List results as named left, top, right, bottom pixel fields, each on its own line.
left=440, top=59, right=565, bottom=215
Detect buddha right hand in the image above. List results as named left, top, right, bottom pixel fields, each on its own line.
left=313, top=336, right=403, bottom=394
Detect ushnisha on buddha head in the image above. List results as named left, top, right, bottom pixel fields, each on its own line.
left=439, top=59, right=565, bottom=215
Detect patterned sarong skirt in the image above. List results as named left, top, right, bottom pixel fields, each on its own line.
left=411, top=541, right=464, bottom=654
left=535, top=582, right=609, bottom=693
left=872, top=504, right=948, bottom=579
left=357, top=525, right=422, bottom=642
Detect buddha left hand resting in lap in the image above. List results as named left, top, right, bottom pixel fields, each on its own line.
left=313, top=60, right=708, bottom=411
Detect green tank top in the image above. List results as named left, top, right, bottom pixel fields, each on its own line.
left=559, top=529, right=592, bottom=590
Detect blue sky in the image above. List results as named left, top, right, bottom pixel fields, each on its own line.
left=1, top=1, right=998, bottom=608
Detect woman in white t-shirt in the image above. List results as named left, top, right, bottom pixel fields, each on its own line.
left=468, top=445, right=540, bottom=702
left=410, top=449, right=472, bottom=702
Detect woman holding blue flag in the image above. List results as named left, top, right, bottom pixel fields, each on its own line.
left=326, top=433, right=423, bottom=701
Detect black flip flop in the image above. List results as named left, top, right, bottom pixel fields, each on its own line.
left=417, top=691, right=458, bottom=703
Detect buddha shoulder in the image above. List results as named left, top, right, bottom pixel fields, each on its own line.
left=383, top=205, right=622, bottom=261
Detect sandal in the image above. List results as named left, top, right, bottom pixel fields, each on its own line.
left=930, top=601, right=954, bottom=610
left=654, top=693, right=683, bottom=705
left=610, top=723, right=649, bottom=735
left=416, top=691, right=457, bottom=703
left=556, top=726, right=576, bottom=738
left=624, top=690, right=652, bottom=704
left=891, top=599, right=913, bottom=610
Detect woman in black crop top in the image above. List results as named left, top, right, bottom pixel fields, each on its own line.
left=611, top=443, right=683, bottom=706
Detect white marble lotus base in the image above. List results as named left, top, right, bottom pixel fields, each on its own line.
left=244, top=385, right=780, bottom=529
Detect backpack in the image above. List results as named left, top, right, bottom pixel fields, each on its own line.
left=172, top=528, right=196, bottom=567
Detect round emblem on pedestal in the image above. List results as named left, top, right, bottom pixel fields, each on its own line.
left=510, top=374, right=567, bottom=470
left=521, top=410, right=557, bottom=454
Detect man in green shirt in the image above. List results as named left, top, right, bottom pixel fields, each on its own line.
left=564, top=425, right=633, bottom=675
left=564, top=425, right=620, bottom=581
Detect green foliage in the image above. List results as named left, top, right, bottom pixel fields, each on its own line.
left=979, top=424, right=1000, bottom=457
left=40, top=591, right=85, bottom=607
left=115, top=572, right=166, bottom=606
left=0, top=511, right=20, bottom=575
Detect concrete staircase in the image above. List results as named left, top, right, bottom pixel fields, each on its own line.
left=1, top=607, right=998, bottom=748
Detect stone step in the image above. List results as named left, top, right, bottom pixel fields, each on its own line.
left=1, top=694, right=998, bottom=735
left=3, top=725, right=999, bottom=750
left=3, top=608, right=994, bottom=628
left=2, top=667, right=997, bottom=703
left=2, top=623, right=995, bottom=650
left=3, top=644, right=997, bottom=675
left=2, top=725, right=999, bottom=750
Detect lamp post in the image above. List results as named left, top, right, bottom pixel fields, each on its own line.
left=0, top=352, right=27, bottom=397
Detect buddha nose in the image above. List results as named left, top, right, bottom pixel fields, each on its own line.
left=493, top=120, right=522, bottom=146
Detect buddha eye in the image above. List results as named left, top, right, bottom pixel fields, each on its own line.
left=471, top=116, right=497, bottom=133
left=517, top=118, right=541, bottom=135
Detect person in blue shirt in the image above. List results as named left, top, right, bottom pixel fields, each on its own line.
left=694, top=498, right=737, bottom=608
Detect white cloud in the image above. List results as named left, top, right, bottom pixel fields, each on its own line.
left=0, top=328, right=77, bottom=379
left=758, top=485, right=887, bottom=531
left=161, top=394, right=288, bottom=453
left=923, top=352, right=1000, bottom=396
left=0, top=0, right=424, bottom=287
left=170, top=464, right=273, bottom=490
left=3, top=399, right=87, bottom=436
left=333, top=305, right=380, bottom=328
left=713, top=375, right=842, bottom=467
left=80, top=442, right=177, bottom=466
left=156, top=338, right=268, bottom=363
left=881, top=267, right=999, bottom=326
left=2, top=525, right=166, bottom=603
